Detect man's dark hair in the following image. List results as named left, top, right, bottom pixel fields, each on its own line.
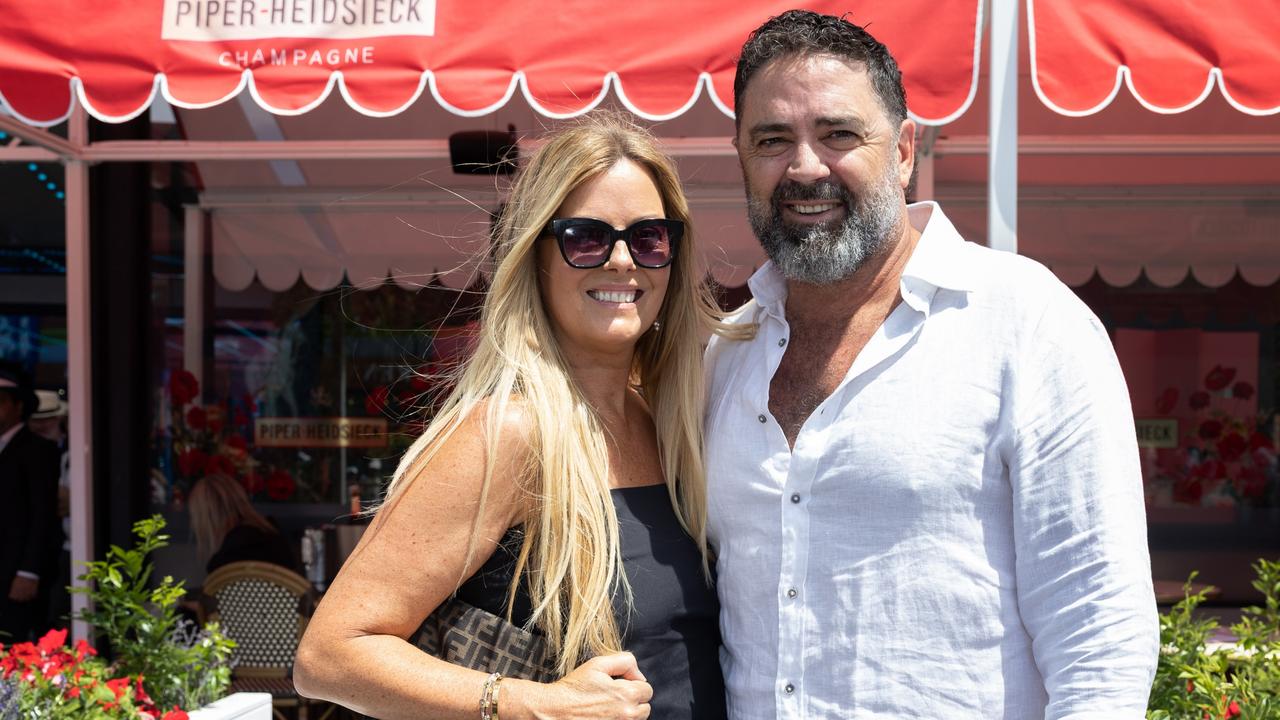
left=734, top=10, right=908, bottom=128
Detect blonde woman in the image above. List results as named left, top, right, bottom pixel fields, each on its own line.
left=188, top=473, right=298, bottom=574
left=294, top=113, right=730, bottom=720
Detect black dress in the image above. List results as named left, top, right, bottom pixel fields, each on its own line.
left=207, top=524, right=302, bottom=574
left=455, top=484, right=727, bottom=719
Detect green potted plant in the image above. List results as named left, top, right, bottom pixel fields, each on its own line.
left=0, top=516, right=265, bottom=719
left=1148, top=559, right=1280, bottom=719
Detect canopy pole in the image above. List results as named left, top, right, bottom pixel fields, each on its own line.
left=183, top=206, right=206, bottom=399
left=915, top=126, right=938, bottom=201
left=988, top=0, right=1018, bottom=251
left=64, top=104, right=95, bottom=643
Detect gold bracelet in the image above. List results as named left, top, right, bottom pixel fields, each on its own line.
left=480, top=672, right=503, bottom=720
left=491, top=675, right=504, bottom=720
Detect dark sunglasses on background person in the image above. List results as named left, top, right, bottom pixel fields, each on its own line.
left=546, top=217, right=683, bottom=269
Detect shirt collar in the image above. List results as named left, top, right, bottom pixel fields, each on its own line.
left=744, top=201, right=976, bottom=317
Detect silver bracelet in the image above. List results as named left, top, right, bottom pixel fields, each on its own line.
left=480, top=672, right=504, bottom=720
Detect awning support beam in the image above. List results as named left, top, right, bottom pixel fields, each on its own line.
left=31, top=133, right=1278, bottom=163
left=64, top=104, right=94, bottom=643
left=988, top=0, right=1018, bottom=252
left=183, top=206, right=206, bottom=401
left=0, top=115, right=81, bottom=158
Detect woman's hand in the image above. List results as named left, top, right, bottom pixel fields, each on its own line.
left=506, top=652, right=653, bottom=720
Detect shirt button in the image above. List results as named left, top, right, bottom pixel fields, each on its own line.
left=790, top=493, right=801, bottom=504
left=784, top=683, right=795, bottom=694
left=786, top=587, right=798, bottom=599
left=778, top=338, right=787, bottom=347
left=757, top=414, right=767, bottom=423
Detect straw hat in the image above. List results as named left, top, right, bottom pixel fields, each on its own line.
left=31, top=389, right=68, bottom=420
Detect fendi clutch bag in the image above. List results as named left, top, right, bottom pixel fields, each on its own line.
left=413, top=596, right=558, bottom=683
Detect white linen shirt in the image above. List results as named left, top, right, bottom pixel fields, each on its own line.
left=705, top=202, right=1159, bottom=720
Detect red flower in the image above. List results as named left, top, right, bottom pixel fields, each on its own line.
left=1226, top=700, right=1242, bottom=718
left=167, top=370, right=199, bottom=406
left=1204, top=365, right=1236, bottom=392
left=206, top=454, right=236, bottom=477
left=1191, top=459, right=1225, bottom=481
left=1216, top=432, right=1248, bottom=463
left=176, top=448, right=208, bottom=478
left=37, top=628, right=67, bottom=655
left=1189, top=391, right=1211, bottom=411
left=134, top=675, right=154, bottom=707
left=1155, top=387, right=1179, bottom=415
left=1173, top=477, right=1205, bottom=504
left=1199, top=420, right=1224, bottom=440
left=1235, top=466, right=1268, bottom=500
left=266, top=469, right=296, bottom=501
left=162, top=707, right=190, bottom=720
left=226, top=434, right=248, bottom=456
left=105, top=676, right=131, bottom=700
left=74, top=638, right=96, bottom=661
left=240, top=471, right=265, bottom=495
left=207, top=413, right=225, bottom=436
left=1231, top=382, right=1255, bottom=400
left=365, top=386, right=390, bottom=417
left=185, top=406, right=207, bottom=430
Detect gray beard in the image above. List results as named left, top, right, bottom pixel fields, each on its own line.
left=746, top=167, right=904, bottom=285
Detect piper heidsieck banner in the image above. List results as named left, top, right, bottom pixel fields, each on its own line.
left=255, top=416, right=388, bottom=448
left=0, top=0, right=983, bottom=125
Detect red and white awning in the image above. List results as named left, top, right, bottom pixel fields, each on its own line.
left=209, top=202, right=765, bottom=290
left=1, top=0, right=982, bottom=126
left=1029, top=0, right=1280, bottom=116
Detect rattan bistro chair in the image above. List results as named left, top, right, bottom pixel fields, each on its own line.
left=203, top=561, right=333, bottom=720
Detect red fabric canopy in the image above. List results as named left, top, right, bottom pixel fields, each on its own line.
left=1030, top=0, right=1280, bottom=116
left=1, top=0, right=982, bottom=126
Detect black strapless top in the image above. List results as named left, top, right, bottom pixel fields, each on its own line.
left=455, top=484, right=727, bottom=719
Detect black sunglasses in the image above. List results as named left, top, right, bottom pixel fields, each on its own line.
left=546, top=217, right=683, bottom=269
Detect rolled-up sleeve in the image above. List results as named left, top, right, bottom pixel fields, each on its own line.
left=1008, top=291, right=1160, bottom=720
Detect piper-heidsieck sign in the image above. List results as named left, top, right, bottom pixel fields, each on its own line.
left=163, top=0, right=435, bottom=40
left=255, top=417, right=388, bottom=448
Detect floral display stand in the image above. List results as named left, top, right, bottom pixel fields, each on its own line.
left=188, top=692, right=272, bottom=720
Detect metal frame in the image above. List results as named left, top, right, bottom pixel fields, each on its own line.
left=60, top=107, right=94, bottom=643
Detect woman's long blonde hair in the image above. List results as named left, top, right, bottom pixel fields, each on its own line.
left=380, top=111, right=725, bottom=675
left=188, top=473, right=278, bottom=563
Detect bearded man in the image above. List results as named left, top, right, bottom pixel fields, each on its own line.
left=704, top=10, right=1159, bottom=719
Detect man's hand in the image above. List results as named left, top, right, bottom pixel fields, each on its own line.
left=8, top=575, right=38, bottom=602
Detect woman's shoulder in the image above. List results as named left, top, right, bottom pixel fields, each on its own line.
left=450, top=395, right=538, bottom=470
left=392, top=396, right=538, bottom=521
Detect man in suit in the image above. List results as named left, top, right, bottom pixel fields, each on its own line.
left=0, top=363, right=61, bottom=642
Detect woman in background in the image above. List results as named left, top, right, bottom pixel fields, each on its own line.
left=188, top=474, right=300, bottom=574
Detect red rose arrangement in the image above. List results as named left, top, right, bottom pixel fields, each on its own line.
left=1152, top=365, right=1277, bottom=509
left=160, top=368, right=272, bottom=502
